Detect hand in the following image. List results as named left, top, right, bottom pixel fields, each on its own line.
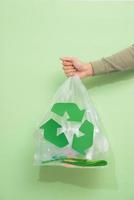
left=60, top=57, right=93, bottom=78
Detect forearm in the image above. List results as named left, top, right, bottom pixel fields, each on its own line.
left=90, top=45, right=134, bottom=75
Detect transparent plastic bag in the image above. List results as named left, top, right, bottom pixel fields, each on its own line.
left=34, top=76, right=109, bottom=168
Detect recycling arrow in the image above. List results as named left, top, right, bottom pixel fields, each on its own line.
left=72, top=120, right=94, bottom=155
left=40, top=119, right=69, bottom=148
left=51, top=103, right=85, bottom=122
left=40, top=103, right=94, bottom=154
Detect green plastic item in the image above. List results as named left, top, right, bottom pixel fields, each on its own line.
left=41, top=157, right=107, bottom=167
left=61, top=158, right=107, bottom=167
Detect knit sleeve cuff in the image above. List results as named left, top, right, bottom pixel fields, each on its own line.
left=90, top=59, right=107, bottom=76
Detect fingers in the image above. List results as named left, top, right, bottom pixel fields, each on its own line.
left=63, top=65, right=74, bottom=70
left=64, top=68, right=76, bottom=74
left=62, top=61, right=73, bottom=66
left=60, top=58, right=73, bottom=68
left=60, top=57, right=77, bottom=77
left=64, top=68, right=76, bottom=77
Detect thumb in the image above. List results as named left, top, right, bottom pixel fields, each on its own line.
left=60, top=57, right=73, bottom=62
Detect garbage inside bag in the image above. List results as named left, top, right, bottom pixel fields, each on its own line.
left=34, top=76, right=109, bottom=168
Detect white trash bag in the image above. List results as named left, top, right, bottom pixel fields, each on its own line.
left=34, top=76, right=109, bottom=168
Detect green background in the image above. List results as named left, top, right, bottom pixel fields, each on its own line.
left=1, top=0, right=134, bottom=199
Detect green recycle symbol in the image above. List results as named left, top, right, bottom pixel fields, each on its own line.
left=40, top=103, right=94, bottom=155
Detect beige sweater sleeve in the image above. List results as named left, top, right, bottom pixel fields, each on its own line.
left=91, top=45, right=134, bottom=75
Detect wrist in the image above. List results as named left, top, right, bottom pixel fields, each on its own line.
left=84, top=63, right=94, bottom=77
